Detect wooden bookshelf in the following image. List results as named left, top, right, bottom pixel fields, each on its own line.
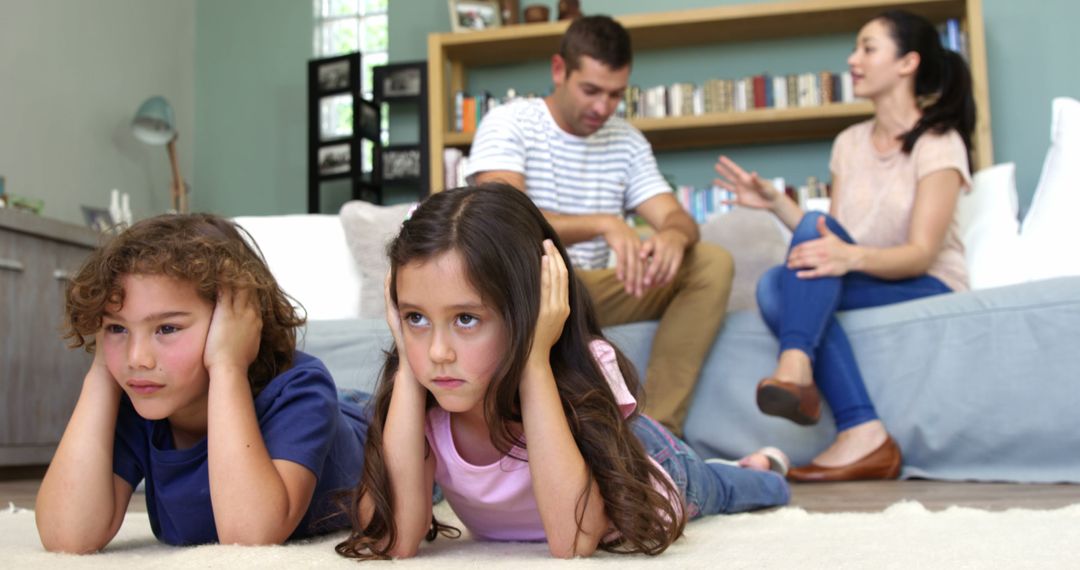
left=427, top=0, right=993, bottom=192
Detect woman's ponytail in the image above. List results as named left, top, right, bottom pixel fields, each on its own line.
left=880, top=10, right=976, bottom=168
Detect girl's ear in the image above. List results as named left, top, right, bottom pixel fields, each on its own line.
left=898, top=50, right=920, bottom=78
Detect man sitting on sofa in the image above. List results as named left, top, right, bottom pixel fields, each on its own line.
left=467, top=15, right=733, bottom=436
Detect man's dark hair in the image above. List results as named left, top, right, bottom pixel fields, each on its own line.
left=559, top=15, right=632, bottom=74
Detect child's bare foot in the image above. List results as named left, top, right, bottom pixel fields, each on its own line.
left=737, top=447, right=790, bottom=476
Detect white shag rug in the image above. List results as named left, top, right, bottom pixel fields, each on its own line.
left=6, top=501, right=1080, bottom=569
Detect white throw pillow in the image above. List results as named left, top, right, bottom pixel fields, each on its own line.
left=233, top=214, right=363, bottom=320
left=339, top=200, right=417, bottom=319
left=1019, top=97, right=1080, bottom=281
left=955, top=162, right=1025, bottom=289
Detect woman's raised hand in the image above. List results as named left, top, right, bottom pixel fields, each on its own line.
left=713, top=155, right=781, bottom=210
left=530, top=239, right=570, bottom=364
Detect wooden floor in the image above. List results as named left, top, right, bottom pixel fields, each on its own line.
left=4, top=466, right=1079, bottom=514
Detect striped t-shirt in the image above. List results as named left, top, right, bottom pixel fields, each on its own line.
left=465, top=98, right=670, bottom=269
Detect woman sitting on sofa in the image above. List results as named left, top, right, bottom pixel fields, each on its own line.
left=712, top=9, right=974, bottom=482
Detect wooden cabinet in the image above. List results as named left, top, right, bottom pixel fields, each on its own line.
left=0, top=210, right=99, bottom=466
left=426, top=0, right=993, bottom=192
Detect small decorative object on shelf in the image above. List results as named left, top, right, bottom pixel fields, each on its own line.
left=81, top=205, right=115, bottom=233
left=500, top=0, right=519, bottom=24
left=523, top=4, right=550, bottom=23
left=449, top=0, right=503, bottom=32
left=558, top=0, right=582, bottom=20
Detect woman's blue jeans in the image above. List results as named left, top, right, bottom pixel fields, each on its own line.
left=756, top=212, right=951, bottom=431
left=631, top=415, right=789, bottom=519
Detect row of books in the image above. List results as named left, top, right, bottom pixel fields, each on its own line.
left=618, top=71, right=857, bottom=120
left=673, top=176, right=833, bottom=223
left=443, top=147, right=471, bottom=189
left=451, top=19, right=968, bottom=133
left=674, top=185, right=736, bottom=224
left=940, top=18, right=969, bottom=61
left=452, top=69, right=857, bottom=133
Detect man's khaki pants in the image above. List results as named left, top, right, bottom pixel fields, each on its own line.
left=577, top=242, right=733, bottom=437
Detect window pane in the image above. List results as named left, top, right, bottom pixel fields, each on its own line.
left=361, top=14, right=388, bottom=53
left=328, top=0, right=359, bottom=17
left=320, top=94, right=354, bottom=140
left=363, top=0, right=388, bottom=14
left=361, top=139, right=374, bottom=174
left=362, top=52, right=387, bottom=97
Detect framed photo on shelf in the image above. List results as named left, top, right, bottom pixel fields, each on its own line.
left=382, top=66, right=423, bottom=98
left=449, top=0, right=502, bottom=32
left=382, top=147, right=422, bottom=181
left=357, top=98, right=380, bottom=141
left=316, top=58, right=351, bottom=92
left=317, top=143, right=351, bottom=176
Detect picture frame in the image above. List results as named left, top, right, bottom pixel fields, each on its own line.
left=316, top=58, right=351, bottom=93
left=381, top=147, right=422, bottom=181
left=317, top=143, right=352, bottom=176
left=449, top=0, right=502, bottom=32
left=80, top=205, right=115, bottom=233
left=357, top=98, right=380, bottom=141
left=382, top=66, right=423, bottom=98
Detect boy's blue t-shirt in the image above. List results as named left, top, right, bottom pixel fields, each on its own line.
left=112, top=351, right=369, bottom=546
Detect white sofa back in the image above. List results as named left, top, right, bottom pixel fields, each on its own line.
left=233, top=214, right=363, bottom=321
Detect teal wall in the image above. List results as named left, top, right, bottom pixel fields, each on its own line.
left=194, top=0, right=312, bottom=216
left=193, top=0, right=1080, bottom=216
left=0, top=0, right=194, bottom=227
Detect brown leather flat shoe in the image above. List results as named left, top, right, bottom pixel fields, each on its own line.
left=756, top=377, right=821, bottom=425
left=787, top=435, right=903, bottom=482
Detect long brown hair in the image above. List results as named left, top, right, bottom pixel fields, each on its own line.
left=877, top=9, right=976, bottom=168
left=335, top=185, right=684, bottom=560
left=63, top=213, right=305, bottom=395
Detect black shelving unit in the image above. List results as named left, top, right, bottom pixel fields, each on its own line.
left=372, top=61, right=428, bottom=199
left=307, top=52, right=382, bottom=213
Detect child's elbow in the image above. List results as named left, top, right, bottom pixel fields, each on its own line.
left=217, top=525, right=292, bottom=547
left=39, top=534, right=109, bottom=555
left=388, top=542, right=421, bottom=559
left=548, top=537, right=599, bottom=559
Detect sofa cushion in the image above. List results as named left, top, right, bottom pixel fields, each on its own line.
left=699, top=207, right=788, bottom=311
left=303, top=277, right=1080, bottom=484
left=233, top=214, right=362, bottom=320
left=955, top=162, right=1025, bottom=289
left=1020, top=97, right=1080, bottom=281
left=339, top=200, right=416, bottom=319
left=679, top=276, right=1080, bottom=483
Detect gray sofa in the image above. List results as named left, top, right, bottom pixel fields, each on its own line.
left=303, top=276, right=1080, bottom=484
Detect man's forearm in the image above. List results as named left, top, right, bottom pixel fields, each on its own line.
left=541, top=210, right=618, bottom=246
left=656, top=210, right=699, bottom=246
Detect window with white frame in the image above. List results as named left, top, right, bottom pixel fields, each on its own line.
left=314, top=0, right=388, bottom=169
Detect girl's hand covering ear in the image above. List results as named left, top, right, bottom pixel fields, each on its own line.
left=530, top=240, right=571, bottom=363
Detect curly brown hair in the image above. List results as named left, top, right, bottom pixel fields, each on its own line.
left=63, top=213, right=306, bottom=395
left=335, top=186, right=684, bottom=561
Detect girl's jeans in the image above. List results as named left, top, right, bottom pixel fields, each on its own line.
left=631, top=414, right=789, bottom=519
left=756, top=212, right=952, bottom=431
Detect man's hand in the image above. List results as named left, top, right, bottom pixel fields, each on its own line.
left=602, top=215, right=648, bottom=297
left=639, top=229, right=688, bottom=290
